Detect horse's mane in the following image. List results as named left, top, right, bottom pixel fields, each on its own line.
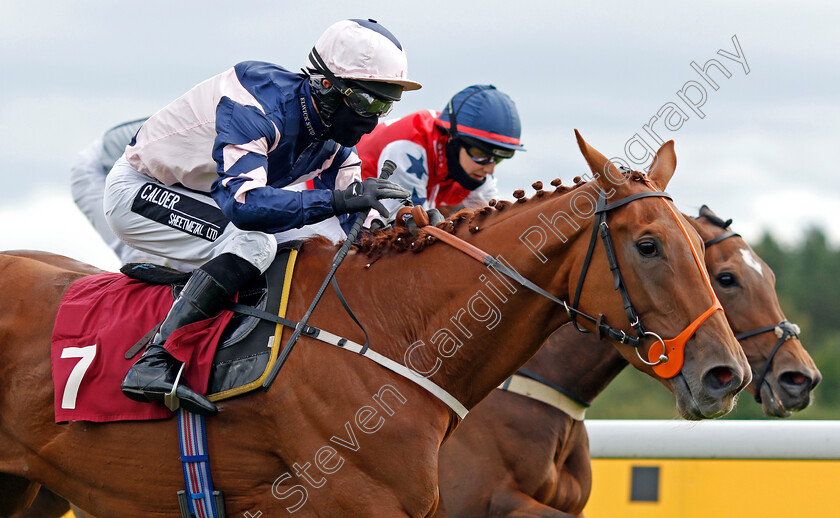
left=354, top=176, right=596, bottom=261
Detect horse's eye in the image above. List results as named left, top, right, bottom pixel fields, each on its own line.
left=636, top=240, right=658, bottom=257
left=716, top=272, right=738, bottom=287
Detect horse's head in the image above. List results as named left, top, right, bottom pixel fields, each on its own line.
left=689, top=207, right=821, bottom=416
left=570, top=131, right=750, bottom=419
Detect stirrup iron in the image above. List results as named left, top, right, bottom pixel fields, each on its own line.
left=164, top=363, right=186, bottom=411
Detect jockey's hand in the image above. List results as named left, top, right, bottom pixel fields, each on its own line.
left=427, top=208, right=445, bottom=226
left=369, top=216, right=389, bottom=230
left=331, top=178, right=410, bottom=216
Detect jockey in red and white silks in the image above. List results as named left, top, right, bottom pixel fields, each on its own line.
left=356, top=85, right=525, bottom=217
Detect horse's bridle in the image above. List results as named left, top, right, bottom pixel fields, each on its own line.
left=420, top=177, right=723, bottom=379
left=701, top=227, right=801, bottom=402
left=566, top=182, right=723, bottom=378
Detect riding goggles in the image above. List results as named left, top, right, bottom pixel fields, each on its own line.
left=340, top=86, right=394, bottom=118
left=464, top=142, right=515, bottom=165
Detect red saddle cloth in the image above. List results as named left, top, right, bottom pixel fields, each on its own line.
left=51, top=272, right=233, bottom=423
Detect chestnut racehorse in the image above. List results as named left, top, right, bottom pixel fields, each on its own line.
left=434, top=209, right=821, bottom=517
left=0, top=132, right=749, bottom=517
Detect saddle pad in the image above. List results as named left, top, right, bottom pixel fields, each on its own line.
left=51, top=273, right=233, bottom=422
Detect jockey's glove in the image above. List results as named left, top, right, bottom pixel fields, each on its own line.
left=427, top=208, right=445, bottom=226
left=331, top=178, right=410, bottom=217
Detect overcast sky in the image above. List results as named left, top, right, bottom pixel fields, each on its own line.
left=1, top=1, right=838, bottom=271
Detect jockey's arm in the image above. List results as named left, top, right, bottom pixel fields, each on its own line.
left=370, top=140, right=429, bottom=219
left=209, top=98, right=341, bottom=233
left=310, top=150, right=363, bottom=234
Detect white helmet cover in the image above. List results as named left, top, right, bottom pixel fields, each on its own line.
left=306, top=19, right=422, bottom=91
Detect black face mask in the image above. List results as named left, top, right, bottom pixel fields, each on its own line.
left=328, top=101, right=378, bottom=147
left=446, top=139, right=486, bottom=191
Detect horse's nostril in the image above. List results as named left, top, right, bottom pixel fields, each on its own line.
left=704, top=366, right=735, bottom=392
left=781, top=371, right=808, bottom=386
left=779, top=371, right=815, bottom=394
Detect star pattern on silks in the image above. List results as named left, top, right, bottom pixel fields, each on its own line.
left=406, top=153, right=426, bottom=180
left=411, top=187, right=426, bottom=206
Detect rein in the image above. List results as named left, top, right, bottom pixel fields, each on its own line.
left=420, top=179, right=722, bottom=379
left=263, top=160, right=397, bottom=390
left=703, top=228, right=801, bottom=402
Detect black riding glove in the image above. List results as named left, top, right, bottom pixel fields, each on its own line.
left=426, top=208, right=445, bottom=226
left=331, top=178, right=411, bottom=217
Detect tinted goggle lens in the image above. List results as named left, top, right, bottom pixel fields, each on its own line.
left=464, top=144, right=514, bottom=165
left=343, top=88, right=393, bottom=118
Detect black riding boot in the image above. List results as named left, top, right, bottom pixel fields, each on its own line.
left=121, top=268, right=231, bottom=416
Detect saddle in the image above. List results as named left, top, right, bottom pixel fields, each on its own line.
left=122, top=241, right=302, bottom=402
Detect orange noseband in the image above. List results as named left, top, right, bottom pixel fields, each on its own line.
left=643, top=180, right=723, bottom=378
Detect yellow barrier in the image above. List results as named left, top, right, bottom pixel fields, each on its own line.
left=584, top=458, right=840, bottom=517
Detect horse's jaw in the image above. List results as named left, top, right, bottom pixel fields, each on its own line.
left=757, top=381, right=794, bottom=418
left=754, top=370, right=820, bottom=417
left=668, top=353, right=752, bottom=420
left=668, top=372, right=732, bottom=420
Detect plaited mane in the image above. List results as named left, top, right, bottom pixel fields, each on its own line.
left=354, top=177, right=597, bottom=261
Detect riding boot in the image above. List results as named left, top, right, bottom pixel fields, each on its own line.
left=121, top=268, right=230, bottom=416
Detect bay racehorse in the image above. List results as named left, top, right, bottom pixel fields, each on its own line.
left=434, top=208, right=821, bottom=517
left=0, top=131, right=749, bottom=517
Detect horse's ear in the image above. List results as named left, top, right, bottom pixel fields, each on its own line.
left=647, top=140, right=677, bottom=190
left=698, top=204, right=716, bottom=219
left=574, top=129, right=622, bottom=191
left=698, top=204, right=733, bottom=228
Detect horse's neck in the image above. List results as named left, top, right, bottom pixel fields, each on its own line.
left=351, top=186, right=597, bottom=411
left=522, top=324, right=629, bottom=406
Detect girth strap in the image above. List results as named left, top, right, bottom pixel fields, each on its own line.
left=176, top=409, right=225, bottom=518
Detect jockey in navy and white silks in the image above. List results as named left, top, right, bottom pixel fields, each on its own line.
left=107, top=64, right=360, bottom=272
left=356, top=85, right=524, bottom=218
left=106, top=19, right=420, bottom=416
